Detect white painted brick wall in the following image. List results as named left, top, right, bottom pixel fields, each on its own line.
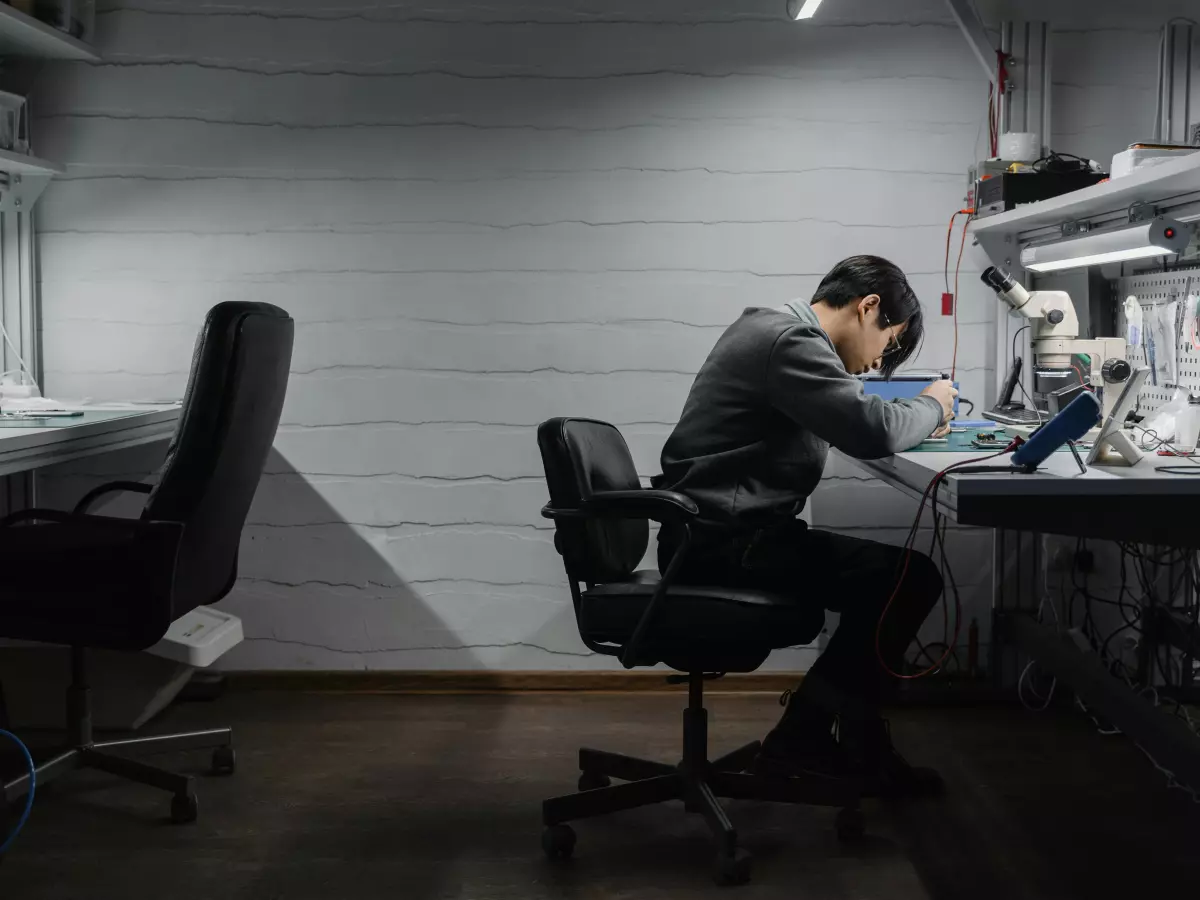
left=27, top=0, right=1185, bottom=670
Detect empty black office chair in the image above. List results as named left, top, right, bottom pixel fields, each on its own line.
left=0, top=302, right=293, bottom=828
left=536, top=417, right=862, bottom=886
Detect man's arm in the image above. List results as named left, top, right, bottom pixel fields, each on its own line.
left=765, top=324, right=943, bottom=459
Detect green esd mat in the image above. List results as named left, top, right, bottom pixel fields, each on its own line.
left=907, top=427, right=1074, bottom=453
left=908, top=428, right=1011, bottom=453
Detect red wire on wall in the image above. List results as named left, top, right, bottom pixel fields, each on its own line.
left=943, top=209, right=974, bottom=382
left=952, top=218, right=970, bottom=381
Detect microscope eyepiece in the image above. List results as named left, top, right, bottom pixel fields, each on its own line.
left=981, top=266, right=1018, bottom=295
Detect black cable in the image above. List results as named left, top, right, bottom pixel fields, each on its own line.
left=1099, top=544, right=1148, bottom=666
left=935, top=509, right=962, bottom=668
left=1071, top=537, right=1096, bottom=638
left=1132, top=424, right=1200, bottom=474
left=1012, top=324, right=1029, bottom=367
left=883, top=446, right=1019, bottom=680
left=1031, top=151, right=1094, bottom=175
left=959, top=397, right=976, bottom=415
left=905, top=512, right=945, bottom=674
left=1009, top=324, right=1044, bottom=422
left=910, top=507, right=965, bottom=677
left=929, top=512, right=949, bottom=663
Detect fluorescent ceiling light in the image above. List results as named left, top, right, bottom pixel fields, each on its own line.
left=787, top=0, right=823, bottom=20
left=1020, top=218, right=1192, bottom=273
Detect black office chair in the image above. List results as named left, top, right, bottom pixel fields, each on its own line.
left=536, top=417, right=862, bottom=886
left=0, top=302, right=293, bottom=829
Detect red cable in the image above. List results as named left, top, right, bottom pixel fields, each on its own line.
left=990, top=51, right=1009, bottom=158
left=951, top=215, right=970, bottom=381
left=987, top=86, right=996, bottom=157
left=943, top=210, right=968, bottom=293
left=875, top=442, right=1020, bottom=680
left=943, top=208, right=974, bottom=382
left=1072, top=364, right=1094, bottom=391
left=943, top=212, right=960, bottom=295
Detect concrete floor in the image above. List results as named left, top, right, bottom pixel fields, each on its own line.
left=2, top=690, right=1198, bottom=899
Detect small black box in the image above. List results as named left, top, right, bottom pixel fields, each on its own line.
left=974, top=171, right=1109, bottom=217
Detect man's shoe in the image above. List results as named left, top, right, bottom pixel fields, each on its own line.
left=751, top=725, right=856, bottom=781
left=841, top=717, right=944, bottom=800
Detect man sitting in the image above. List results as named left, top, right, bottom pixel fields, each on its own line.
left=654, top=255, right=956, bottom=797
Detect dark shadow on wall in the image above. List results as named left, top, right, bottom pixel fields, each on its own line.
left=30, top=444, right=485, bottom=673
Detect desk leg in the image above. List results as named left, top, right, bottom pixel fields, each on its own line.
left=989, top=528, right=1004, bottom=689
left=1, top=471, right=32, bottom=516
left=990, top=528, right=1045, bottom=690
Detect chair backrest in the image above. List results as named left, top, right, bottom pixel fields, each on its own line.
left=536, top=417, right=647, bottom=583
left=143, top=301, right=294, bottom=614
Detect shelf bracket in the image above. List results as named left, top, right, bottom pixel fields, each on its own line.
left=0, top=172, right=50, bottom=213
left=945, top=0, right=999, bottom=84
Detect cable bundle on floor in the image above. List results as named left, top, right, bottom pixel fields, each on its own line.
left=0, top=729, right=35, bottom=855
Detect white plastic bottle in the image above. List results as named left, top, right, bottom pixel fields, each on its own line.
left=1174, top=394, right=1200, bottom=454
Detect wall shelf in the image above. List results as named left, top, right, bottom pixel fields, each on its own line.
left=0, top=3, right=98, bottom=61
left=969, top=152, right=1200, bottom=240
left=0, top=147, right=63, bottom=176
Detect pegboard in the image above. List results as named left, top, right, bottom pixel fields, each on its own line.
left=1116, top=267, right=1200, bottom=415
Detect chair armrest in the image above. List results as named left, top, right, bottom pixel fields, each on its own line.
left=542, top=489, right=698, bottom=525
left=73, top=480, right=153, bottom=515
left=584, top=489, right=698, bottom=522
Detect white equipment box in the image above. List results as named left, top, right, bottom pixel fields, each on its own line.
left=147, top=605, right=244, bottom=667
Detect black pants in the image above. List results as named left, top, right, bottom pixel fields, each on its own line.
left=661, top=521, right=943, bottom=713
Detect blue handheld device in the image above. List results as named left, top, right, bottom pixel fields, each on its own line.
left=1010, top=391, right=1102, bottom=470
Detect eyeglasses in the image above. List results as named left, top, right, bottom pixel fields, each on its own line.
left=879, top=309, right=903, bottom=358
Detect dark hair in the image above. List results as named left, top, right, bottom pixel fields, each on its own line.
left=810, top=254, right=923, bottom=379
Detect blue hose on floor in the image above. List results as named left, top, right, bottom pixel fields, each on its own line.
left=0, top=729, right=34, bottom=855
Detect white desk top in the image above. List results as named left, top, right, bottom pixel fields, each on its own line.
left=0, top=404, right=181, bottom=477
left=835, top=444, right=1200, bottom=544
left=844, top=446, right=1200, bottom=503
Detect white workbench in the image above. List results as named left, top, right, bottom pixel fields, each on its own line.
left=836, top=445, right=1200, bottom=547
left=0, top=405, right=180, bottom=477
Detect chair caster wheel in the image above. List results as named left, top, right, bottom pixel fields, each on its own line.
left=542, top=823, right=576, bottom=860
left=577, top=771, right=611, bottom=791
left=170, top=793, right=198, bottom=825
left=211, top=746, right=236, bottom=776
left=714, top=848, right=752, bottom=886
left=836, top=806, right=865, bottom=842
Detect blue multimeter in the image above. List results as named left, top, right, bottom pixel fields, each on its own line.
left=1010, top=391, right=1102, bottom=470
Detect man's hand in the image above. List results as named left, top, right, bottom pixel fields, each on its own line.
left=921, top=380, right=958, bottom=438
left=930, top=417, right=954, bottom=439
left=920, top=380, right=957, bottom=418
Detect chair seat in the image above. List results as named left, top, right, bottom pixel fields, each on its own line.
left=580, top=569, right=824, bottom=670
